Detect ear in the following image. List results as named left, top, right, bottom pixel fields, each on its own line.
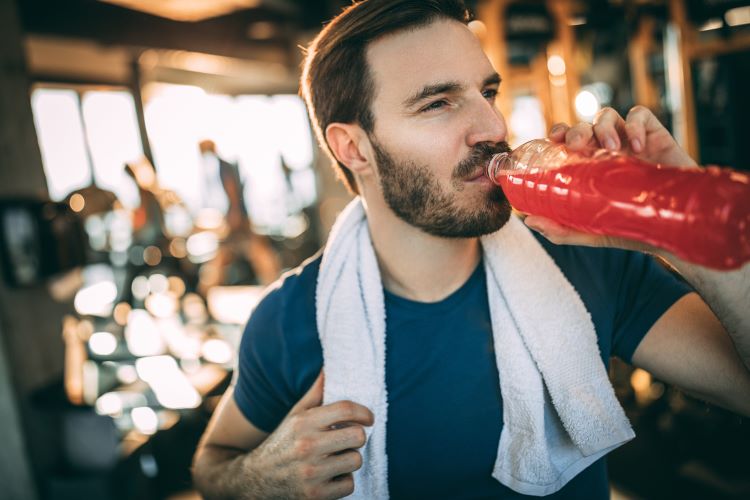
left=325, top=122, right=373, bottom=175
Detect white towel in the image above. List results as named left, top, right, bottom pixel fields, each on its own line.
left=315, top=198, right=635, bottom=498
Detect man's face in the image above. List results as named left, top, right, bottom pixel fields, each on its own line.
left=364, top=19, right=512, bottom=238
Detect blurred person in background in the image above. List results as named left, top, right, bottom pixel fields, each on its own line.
left=197, top=139, right=281, bottom=292
left=192, top=1, right=750, bottom=499
left=125, top=158, right=169, bottom=252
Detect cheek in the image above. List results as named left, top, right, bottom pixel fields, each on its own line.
left=383, top=128, right=464, bottom=176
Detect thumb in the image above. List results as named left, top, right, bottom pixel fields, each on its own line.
left=290, top=370, right=324, bottom=414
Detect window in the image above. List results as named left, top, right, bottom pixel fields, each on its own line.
left=31, top=88, right=92, bottom=201
left=31, top=86, right=143, bottom=207
left=143, top=84, right=316, bottom=233
left=31, top=83, right=317, bottom=235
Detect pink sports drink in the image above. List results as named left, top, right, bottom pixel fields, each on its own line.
left=485, top=139, right=750, bottom=270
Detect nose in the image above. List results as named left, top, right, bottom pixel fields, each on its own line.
left=466, top=97, right=507, bottom=147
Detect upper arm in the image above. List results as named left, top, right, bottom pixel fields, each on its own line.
left=197, top=386, right=270, bottom=454
left=631, top=292, right=750, bottom=416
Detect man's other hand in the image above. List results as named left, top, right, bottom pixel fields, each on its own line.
left=527, top=106, right=696, bottom=252
left=247, top=371, right=374, bottom=499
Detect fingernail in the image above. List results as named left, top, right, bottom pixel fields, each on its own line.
left=631, top=138, right=642, bottom=152
left=605, top=138, right=617, bottom=150
left=550, top=124, right=564, bottom=134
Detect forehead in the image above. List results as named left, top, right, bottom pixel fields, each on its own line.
left=366, top=19, right=495, bottom=108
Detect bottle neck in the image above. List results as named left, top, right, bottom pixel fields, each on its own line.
left=485, top=152, right=512, bottom=184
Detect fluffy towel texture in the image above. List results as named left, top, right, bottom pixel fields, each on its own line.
left=315, top=198, right=635, bottom=498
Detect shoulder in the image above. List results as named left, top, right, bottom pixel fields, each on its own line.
left=239, top=250, right=322, bottom=383
left=235, top=250, right=323, bottom=421
left=245, top=249, right=322, bottom=333
left=531, top=231, right=634, bottom=292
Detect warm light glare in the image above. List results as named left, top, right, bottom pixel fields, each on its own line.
left=168, top=276, right=186, bottom=297
left=186, top=231, right=219, bottom=263
left=131, top=406, right=158, bottom=435
left=546, top=55, right=566, bottom=76
left=89, top=331, right=118, bottom=356
left=158, top=318, right=201, bottom=360
left=183, top=293, right=208, bottom=323
left=169, top=238, right=188, bottom=259
left=509, top=96, right=547, bottom=147
left=574, top=90, right=600, bottom=120
left=630, top=368, right=651, bottom=393
left=567, top=16, right=586, bottom=26
left=194, top=208, right=225, bottom=230
left=74, top=281, right=118, bottom=317
left=125, top=309, right=166, bottom=357
left=131, top=276, right=150, bottom=301
left=69, top=193, right=85, bottom=212
left=143, top=246, right=162, bottom=266
left=145, top=293, right=178, bottom=319
left=207, top=286, right=265, bottom=325
left=95, top=393, right=123, bottom=416
left=113, top=302, right=132, bottom=326
left=116, top=365, right=139, bottom=384
left=725, top=6, right=750, bottom=26
left=135, top=356, right=201, bottom=409
left=699, top=18, right=723, bottom=31
left=148, top=274, right=169, bottom=294
left=201, top=338, right=233, bottom=365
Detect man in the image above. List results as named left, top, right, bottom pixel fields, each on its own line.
left=198, top=139, right=250, bottom=234
left=192, top=1, right=750, bottom=498
left=197, top=139, right=281, bottom=289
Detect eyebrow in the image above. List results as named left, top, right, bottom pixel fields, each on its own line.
left=402, top=72, right=502, bottom=109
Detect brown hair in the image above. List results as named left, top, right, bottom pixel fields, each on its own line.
left=300, top=0, right=470, bottom=194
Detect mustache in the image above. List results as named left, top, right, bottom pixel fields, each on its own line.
left=453, top=141, right=512, bottom=179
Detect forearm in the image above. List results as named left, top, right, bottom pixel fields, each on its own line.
left=660, top=253, right=750, bottom=371
left=192, top=445, right=263, bottom=500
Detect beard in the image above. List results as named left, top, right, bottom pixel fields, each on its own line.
left=370, top=137, right=513, bottom=238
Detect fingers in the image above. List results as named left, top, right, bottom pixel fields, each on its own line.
left=551, top=106, right=667, bottom=156
left=624, top=105, right=660, bottom=154
left=321, top=473, right=355, bottom=500
left=316, top=425, right=368, bottom=456
left=308, top=400, right=375, bottom=430
left=564, top=122, right=598, bottom=151
left=321, top=450, right=364, bottom=477
left=549, top=123, right=569, bottom=143
left=592, top=107, right=627, bottom=151
left=290, top=370, right=325, bottom=414
left=524, top=215, right=601, bottom=247
left=524, top=215, right=647, bottom=252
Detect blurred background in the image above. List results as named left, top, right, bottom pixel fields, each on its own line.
left=0, top=0, right=748, bottom=499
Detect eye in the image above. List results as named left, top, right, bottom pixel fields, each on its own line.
left=421, top=99, right=448, bottom=112
left=482, top=88, right=499, bottom=101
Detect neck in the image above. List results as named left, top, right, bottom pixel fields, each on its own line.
left=363, top=197, right=481, bottom=303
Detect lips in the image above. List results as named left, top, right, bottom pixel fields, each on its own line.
left=465, top=169, right=486, bottom=181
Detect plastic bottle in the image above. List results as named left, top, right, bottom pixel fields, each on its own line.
left=485, top=139, right=750, bottom=270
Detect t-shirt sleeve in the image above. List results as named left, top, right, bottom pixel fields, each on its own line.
left=611, top=251, right=694, bottom=363
left=233, top=287, right=293, bottom=433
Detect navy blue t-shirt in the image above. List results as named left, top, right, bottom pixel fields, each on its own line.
left=234, top=234, right=692, bottom=499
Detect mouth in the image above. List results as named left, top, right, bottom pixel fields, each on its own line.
left=465, top=169, right=487, bottom=182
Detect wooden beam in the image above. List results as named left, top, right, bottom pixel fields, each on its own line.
left=667, top=0, right=700, bottom=160
left=688, top=32, right=750, bottom=59
left=475, top=0, right=513, bottom=130
left=628, top=16, right=660, bottom=111
left=18, top=0, right=292, bottom=66
left=547, top=0, right=580, bottom=126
